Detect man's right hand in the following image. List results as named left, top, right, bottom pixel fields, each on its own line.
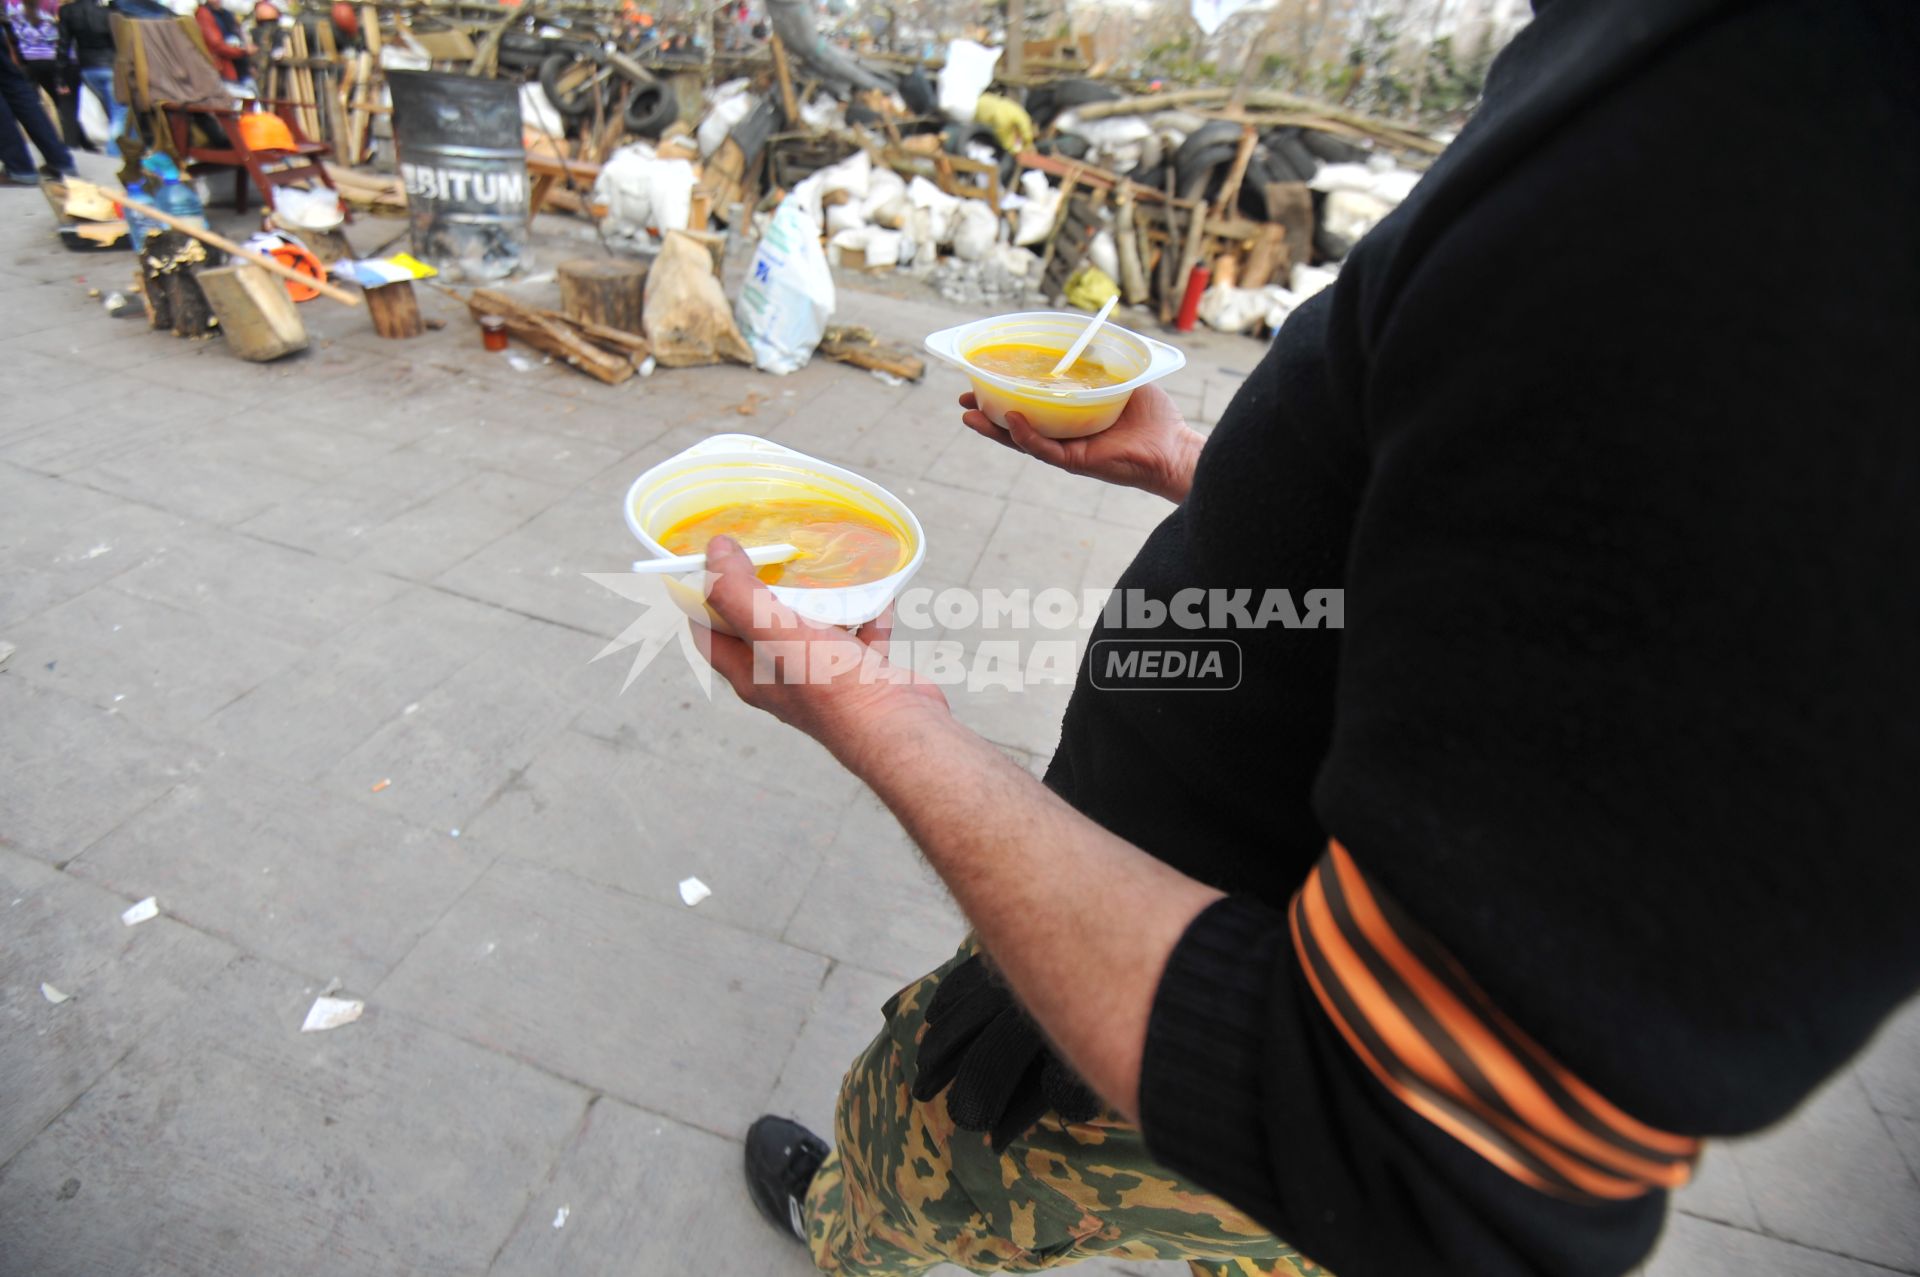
left=958, top=384, right=1206, bottom=504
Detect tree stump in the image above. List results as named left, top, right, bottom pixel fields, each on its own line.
left=558, top=258, right=648, bottom=335
left=365, top=279, right=425, bottom=339
left=139, top=231, right=222, bottom=338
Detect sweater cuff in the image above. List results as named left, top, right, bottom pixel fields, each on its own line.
left=1139, top=894, right=1290, bottom=1203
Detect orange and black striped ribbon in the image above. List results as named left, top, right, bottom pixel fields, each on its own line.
left=1289, top=842, right=1700, bottom=1202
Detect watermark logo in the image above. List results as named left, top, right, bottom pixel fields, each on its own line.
left=584, top=575, right=1337, bottom=694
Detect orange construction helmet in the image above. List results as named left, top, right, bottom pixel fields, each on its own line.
left=237, top=110, right=297, bottom=154
left=253, top=1, right=278, bottom=20
left=330, top=1, right=358, bottom=36
left=262, top=237, right=325, bottom=302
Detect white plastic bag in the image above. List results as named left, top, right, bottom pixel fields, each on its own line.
left=737, top=190, right=836, bottom=375
left=593, top=145, right=694, bottom=243
left=1088, top=229, right=1119, bottom=284
left=950, top=199, right=998, bottom=261
left=937, top=39, right=1001, bottom=123
left=907, top=176, right=961, bottom=245
left=519, top=83, right=564, bottom=139
left=815, top=149, right=871, bottom=202
left=825, top=201, right=867, bottom=237
left=696, top=82, right=755, bottom=157
left=78, top=87, right=111, bottom=149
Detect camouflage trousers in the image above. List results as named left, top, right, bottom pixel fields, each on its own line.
left=803, top=940, right=1329, bottom=1277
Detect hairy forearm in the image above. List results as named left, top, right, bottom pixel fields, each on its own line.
left=838, top=703, right=1222, bottom=1119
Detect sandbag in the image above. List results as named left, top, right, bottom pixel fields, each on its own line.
left=646, top=230, right=753, bottom=367
left=950, top=199, right=997, bottom=261
left=736, top=192, right=835, bottom=374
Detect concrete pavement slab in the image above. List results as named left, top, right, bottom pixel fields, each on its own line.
left=5, top=584, right=309, bottom=738
left=782, top=791, right=967, bottom=985
left=1729, top=1072, right=1920, bottom=1270
left=1643, top=1214, right=1904, bottom=1277
left=1860, top=996, right=1920, bottom=1120
left=459, top=720, right=841, bottom=937
left=376, top=855, right=828, bottom=1134
left=320, top=627, right=607, bottom=832
left=0, top=954, right=586, bottom=1277
left=488, top=1095, right=819, bottom=1277
left=0, top=678, right=208, bottom=865
left=195, top=584, right=532, bottom=781
left=68, top=757, right=495, bottom=991
left=0, top=470, right=191, bottom=628
left=0, top=848, right=237, bottom=1163
left=762, top=960, right=905, bottom=1140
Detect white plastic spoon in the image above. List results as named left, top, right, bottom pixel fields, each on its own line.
left=630, top=542, right=801, bottom=575
left=1049, top=294, right=1119, bottom=378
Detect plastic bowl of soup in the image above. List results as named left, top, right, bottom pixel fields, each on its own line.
left=624, top=434, right=926, bottom=632
left=925, top=311, right=1186, bottom=440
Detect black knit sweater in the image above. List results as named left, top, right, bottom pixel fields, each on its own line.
left=1043, top=1, right=1920, bottom=1272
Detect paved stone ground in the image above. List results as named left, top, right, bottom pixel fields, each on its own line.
left=2, top=160, right=1917, bottom=1277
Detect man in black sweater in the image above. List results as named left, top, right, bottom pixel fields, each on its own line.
left=709, top=0, right=1920, bottom=1273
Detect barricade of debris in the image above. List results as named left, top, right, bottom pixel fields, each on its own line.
left=21, top=0, right=1443, bottom=377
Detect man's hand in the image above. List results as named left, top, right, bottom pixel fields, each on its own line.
left=694, top=536, right=947, bottom=770
left=959, top=383, right=1205, bottom=503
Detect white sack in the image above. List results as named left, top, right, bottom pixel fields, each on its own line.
left=937, top=39, right=1001, bottom=123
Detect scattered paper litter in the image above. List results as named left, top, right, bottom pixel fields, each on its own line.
left=121, top=897, right=159, bottom=926
left=870, top=369, right=906, bottom=387
left=552, top=1205, right=570, bottom=1229
left=677, top=876, right=712, bottom=907
left=42, top=982, right=71, bottom=1004
left=301, top=996, right=365, bottom=1032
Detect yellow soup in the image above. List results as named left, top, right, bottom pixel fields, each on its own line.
left=967, top=342, right=1123, bottom=389
left=660, top=498, right=907, bottom=588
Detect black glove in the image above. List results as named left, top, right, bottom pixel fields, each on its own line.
left=910, top=953, right=1104, bottom=1152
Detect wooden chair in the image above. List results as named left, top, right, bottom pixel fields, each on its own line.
left=111, top=14, right=340, bottom=218
left=166, top=100, right=341, bottom=216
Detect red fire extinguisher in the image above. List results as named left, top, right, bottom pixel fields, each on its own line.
left=1175, top=263, right=1211, bottom=333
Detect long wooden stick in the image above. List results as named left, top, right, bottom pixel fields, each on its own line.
left=117, top=195, right=363, bottom=306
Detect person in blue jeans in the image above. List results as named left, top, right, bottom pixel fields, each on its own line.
left=60, top=0, right=122, bottom=155
left=0, top=16, right=73, bottom=181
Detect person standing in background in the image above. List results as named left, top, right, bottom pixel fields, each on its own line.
left=193, top=0, right=251, bottom=90
left=0, top=0, right=73, bottom=181
left=57, top=0, right=118, bottom=155
left=8, top=0, right=81, bottom=148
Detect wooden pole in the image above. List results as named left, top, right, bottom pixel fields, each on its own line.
left=1213, top=125, right=1258, bottom=222
left=769, top=34, right=798, bottom=127
left=1005, top=0, right=1024, bottom=82
left=110, top=192, right=363, bottom=305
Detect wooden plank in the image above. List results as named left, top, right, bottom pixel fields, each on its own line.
left=104, top=187, right=362, bottom=306
left=467, top=289, right=638, bottom=385
left=819, top=324, right=925, bottom=381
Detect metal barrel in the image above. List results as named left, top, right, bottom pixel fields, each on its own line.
left=387, top=71, right=528, bottom=282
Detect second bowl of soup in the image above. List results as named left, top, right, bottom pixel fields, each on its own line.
left=625, top=434, right=925, bottom=631
left=925, top=311, right=1187, bottom=439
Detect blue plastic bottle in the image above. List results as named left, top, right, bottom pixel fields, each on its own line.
left=122, top=181, right=162, bottom=250
left=140, top=154, right=211, bottom=233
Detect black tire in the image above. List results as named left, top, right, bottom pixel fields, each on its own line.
left=1041, top=133, right=1090, bottom=161
left=942, top=121, right=999, bottom=157
left=623, top=83, right=676, bottom=137
left=1300, top=129, right=1368, bottom=166
left=1128, top=161, right=1167, bottom=192
left=1029, top=77, right=1121, bottom=130
left=899, top=67, right=936, bottom=116
left=1264, top=129, right=1319, bottom=183
left=539, top=53, right=597, bottom=119
left=1313, top=223, right=1352, bottom=263
left=1173, top=141, right=1238, bottom=201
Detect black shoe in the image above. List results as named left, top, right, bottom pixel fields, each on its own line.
left=744, top=1115, right=828, bottom=1243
